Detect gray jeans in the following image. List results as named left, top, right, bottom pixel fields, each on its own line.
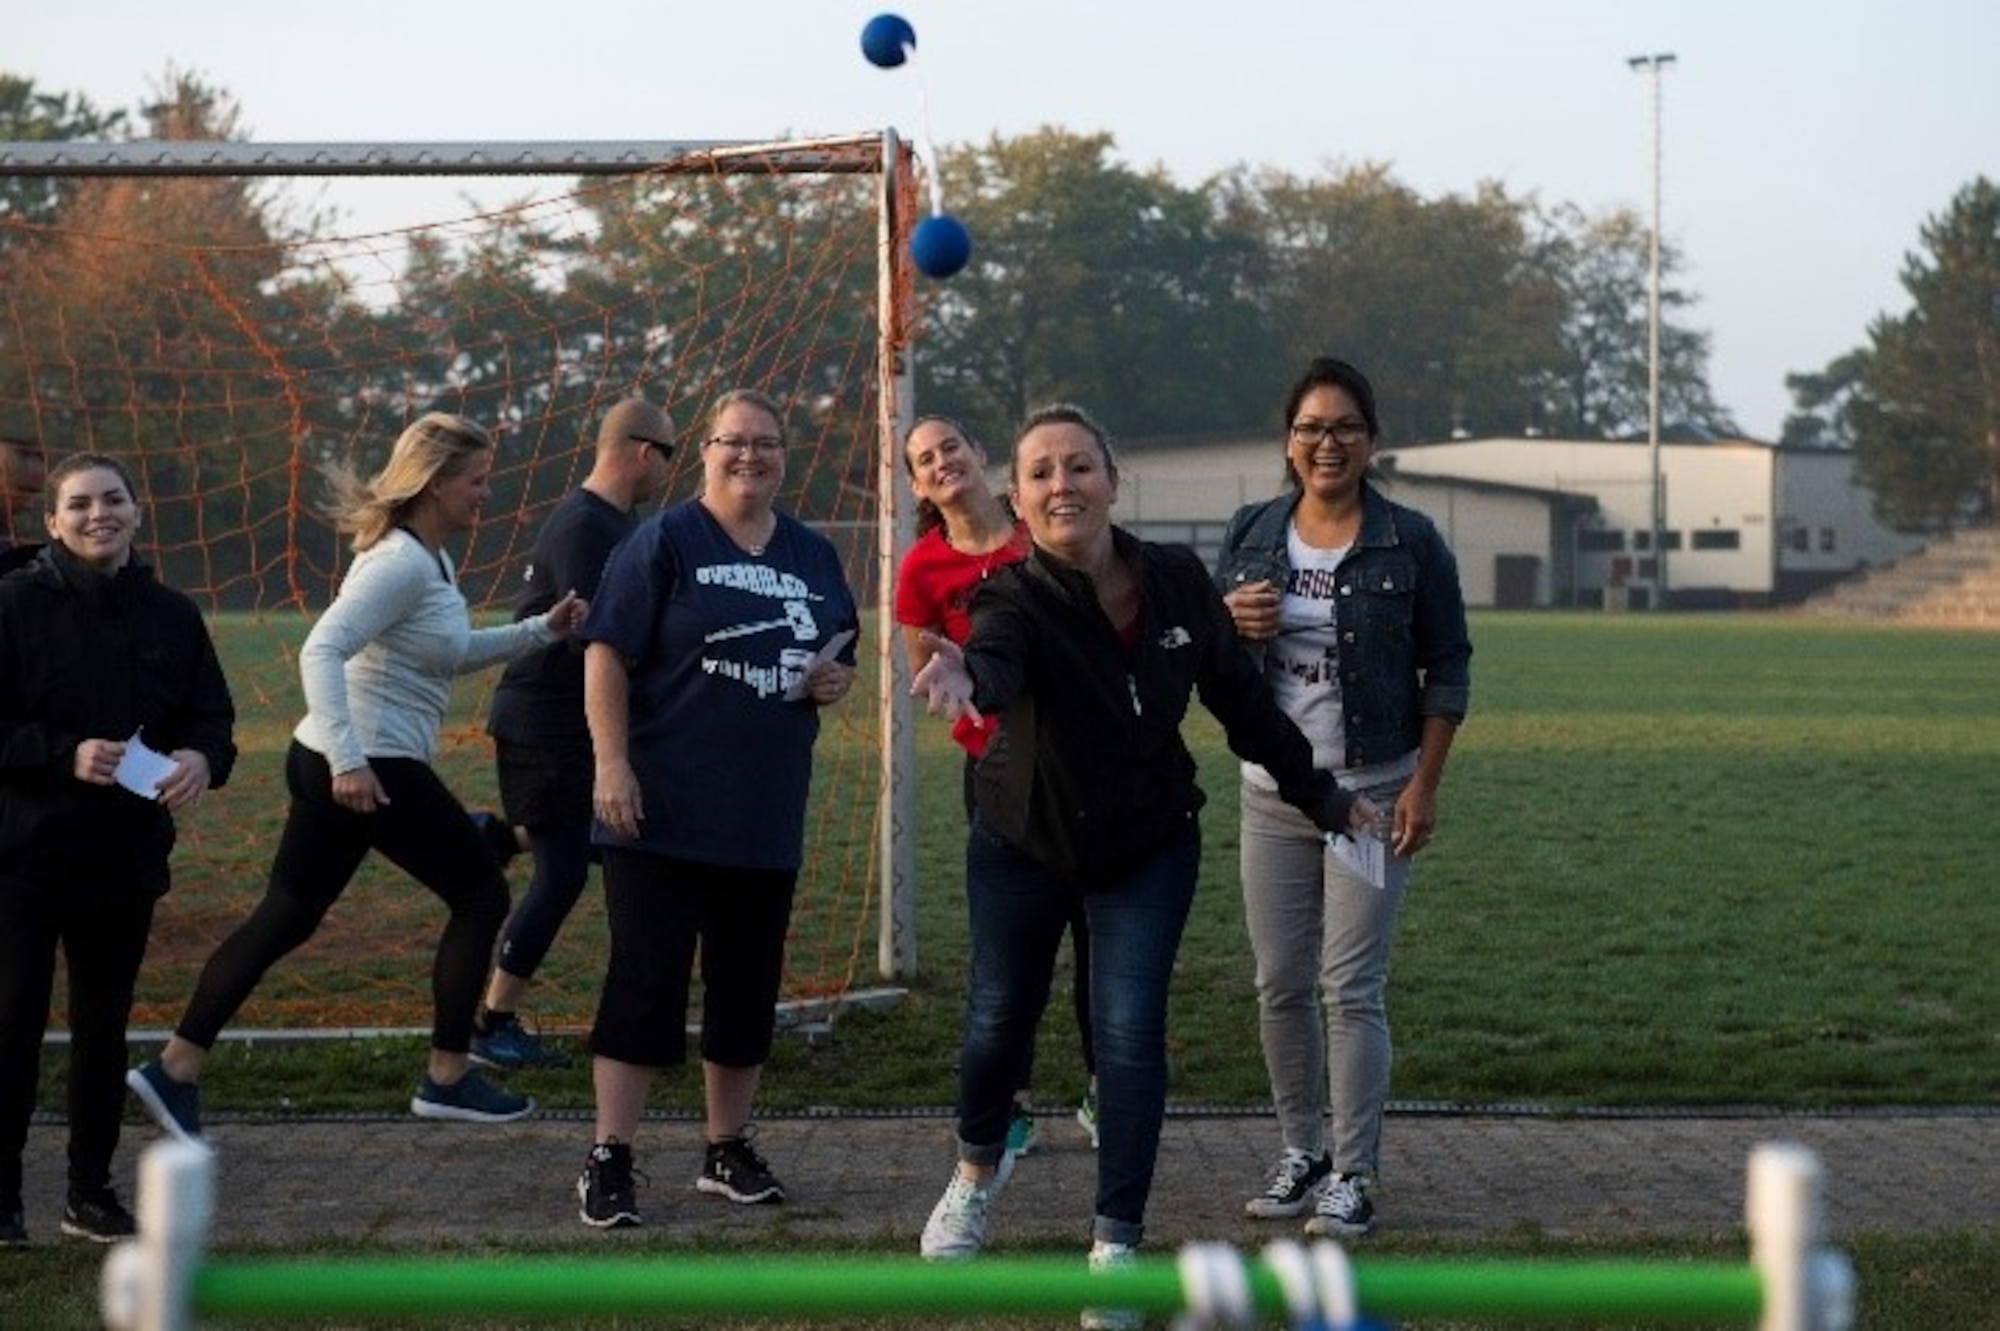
left=1238, top=779, right=1411, bottom=1178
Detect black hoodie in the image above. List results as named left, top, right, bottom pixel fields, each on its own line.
left=0, top=542, right=236, bottom=896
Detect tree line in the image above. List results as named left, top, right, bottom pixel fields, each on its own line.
left=3, top=70, right=1994, bottom=539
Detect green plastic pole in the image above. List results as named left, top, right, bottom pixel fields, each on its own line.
left=191, top=1253, right=1763, bottom=1324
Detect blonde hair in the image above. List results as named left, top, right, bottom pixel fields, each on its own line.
left=324, top=413, right=493, bottom=551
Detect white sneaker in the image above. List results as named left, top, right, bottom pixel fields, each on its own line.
left=919, top=1154, right=1015, bottom=1260
left=1080, top=1239, right=1143, bottom=1330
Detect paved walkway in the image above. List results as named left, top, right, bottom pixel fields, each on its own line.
left=23, top=1107, right=1999, bottom=1250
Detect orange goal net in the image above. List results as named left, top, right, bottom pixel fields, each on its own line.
left=2, top=132, right=921, bottom=1032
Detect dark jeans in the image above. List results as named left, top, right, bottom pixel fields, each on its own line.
left=962, top=756, right=1096, bottom=1088
left=956, top=813, right=1199, bottom=1247
left=0, top=880, right=155, bottom=1203
left=177, top=742, right=509, bottom=1054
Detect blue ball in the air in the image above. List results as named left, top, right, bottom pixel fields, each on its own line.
left=861, top=13, right=916, bottom=68
left=911, top=214, right=972, bottom=279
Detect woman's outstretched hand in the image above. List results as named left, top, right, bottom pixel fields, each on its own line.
left=910, top=631, right=984, bottom=728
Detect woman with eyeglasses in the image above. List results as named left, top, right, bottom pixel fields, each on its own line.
left=1214, top=357, right=1472, bottom=1239
left=575, top=388, right=858, bottom=1230
left=909, top=403, right=1381, bottom=1328
left=130, top=414, right=587, bottom=1144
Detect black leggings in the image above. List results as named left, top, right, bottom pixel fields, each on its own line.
left=493, top=821, right=594, bottom=982
left=176, top=741, right=510, bottom=1054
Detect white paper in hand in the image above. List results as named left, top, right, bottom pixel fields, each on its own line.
left=113, top=730, right=179, bottom=802
left=1329, top=829, right=1390, bottom=890
left=783, top=629, right=856, bottom=701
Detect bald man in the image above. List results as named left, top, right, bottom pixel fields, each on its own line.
left=0, top=436, right=48, bottom=574
left=473, top=399, right=677, bottom=1069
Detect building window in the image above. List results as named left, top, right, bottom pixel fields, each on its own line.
left=1578, top=529, right=1624, bottom=552
left=1633, top=529, right=1684, bottom=552
left=1787, top=527, right=1810, bottom=552
left=1819, top=527, right=1837, bottom=553
left=1691, top=529, right=1741, bottom=550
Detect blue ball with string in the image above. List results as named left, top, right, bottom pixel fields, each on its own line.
left=861, top=13, right=916, bottom=68
left=911, top=214, right=972, bottom=279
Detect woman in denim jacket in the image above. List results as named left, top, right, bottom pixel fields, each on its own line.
left=1212, top=357, right=1472, bottom=1238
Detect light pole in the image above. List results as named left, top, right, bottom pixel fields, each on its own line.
left=1628, top=51, right=1675, bottom=608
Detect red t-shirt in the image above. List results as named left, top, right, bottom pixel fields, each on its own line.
left=894, top=522, right=1030, bottom=757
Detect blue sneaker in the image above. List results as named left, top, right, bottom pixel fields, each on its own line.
left=127, top=1059, right=202, bottom=1141
left=471, top=1013, right=573, bottom=1071
left=410, top=1069, right=534, bottom=1123
left=1007, top=1103, right=1038, bottom=1157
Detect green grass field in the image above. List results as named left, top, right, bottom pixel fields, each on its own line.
left=75, top=609, right=1994, bottom=1115
left=16, top=611, right=1999, bottom=1329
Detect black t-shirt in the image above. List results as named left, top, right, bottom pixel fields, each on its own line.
left=485, top=488, right=635, bottom=745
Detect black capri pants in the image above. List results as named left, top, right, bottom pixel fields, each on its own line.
left=589, top=847, right=797, bottom=1069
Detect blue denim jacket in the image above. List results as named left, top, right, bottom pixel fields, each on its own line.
left=1212, top=482, right=1472, bottom=769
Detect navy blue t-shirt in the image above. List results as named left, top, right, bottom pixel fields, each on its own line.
left=583, top=499, right=859, bottom=871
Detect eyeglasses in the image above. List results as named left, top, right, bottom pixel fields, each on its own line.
left=630, top=433, right=675, bottom=460
left=704, top=435, right=785, bottom=456
left=1289, top=418, right=1371, bottom=448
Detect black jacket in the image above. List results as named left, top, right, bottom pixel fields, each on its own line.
left=0, top=543, right=237, bottom=896
left=965, top=528, right=1354, bottom=883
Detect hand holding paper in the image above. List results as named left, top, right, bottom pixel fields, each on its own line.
left=112, top=730, right=178, bottom=801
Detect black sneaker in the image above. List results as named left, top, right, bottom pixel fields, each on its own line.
left=471, top=1013, right=573, bottom=1071
left=1, top=1207, right=25, bottom=1248
left=1244, top=1147, right=1332, bottom=1218
left=695, top=1131, right=785, bottom=1205
left=61, top=1188, right=136, bottom=1243
left=127, top=1059, right=202, bottom=1141
left=578, top=1140, right=644, bottom=1229
left=1304, top=1172, right=1376, bottom=1236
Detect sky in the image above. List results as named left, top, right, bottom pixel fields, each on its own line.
left=11, top=0, right=1998, bottom=440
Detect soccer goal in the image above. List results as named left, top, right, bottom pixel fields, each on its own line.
left=0, top=131, right=926, bottom=1032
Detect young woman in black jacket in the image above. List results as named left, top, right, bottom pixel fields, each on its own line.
left=909, top=403, right=1380, bottom=1326
left=0, top=453, right=235, bottom=1247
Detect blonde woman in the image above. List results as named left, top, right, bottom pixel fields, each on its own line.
left=130, top=414, right=585, bottom=1139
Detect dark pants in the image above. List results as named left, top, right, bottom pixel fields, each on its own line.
left=589, top=848, right=796, bottom=1069
left=956, top=814, right=1199, bottom=1247
left=493, top=738, right=596, bottom=983
left=176, top=742, right=510, bottom=1054
left=965, top=757, right=1096, bottom=1089
left=0, top=880, right=155, bottom=1204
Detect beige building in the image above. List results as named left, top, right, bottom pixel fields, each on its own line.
left=1110, top=431, right=1919, bottom=609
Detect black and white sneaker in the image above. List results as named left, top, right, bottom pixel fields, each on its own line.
left=578, top=1140, right=644, bottom=1229
left=61, top=1187, right=136, bottom=1243
left=1244, top=1147, right=1332, bottom=1218
left=1304, top=1172, right=1376, bottom=1236
left=695, top=1131, right=785, bottom=1205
